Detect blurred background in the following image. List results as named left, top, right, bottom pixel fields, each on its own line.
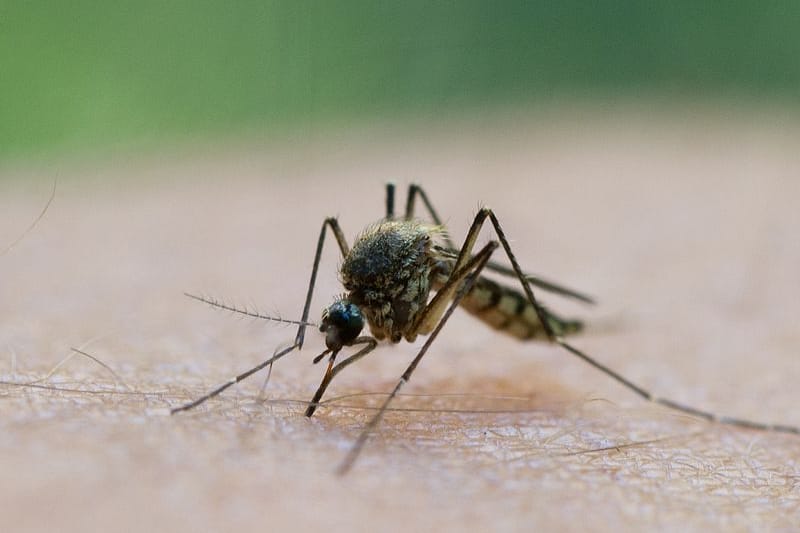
left=3, top=1, right=800, bottom=163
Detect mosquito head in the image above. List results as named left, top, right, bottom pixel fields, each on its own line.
left=320, top=299, right=364, bottom=351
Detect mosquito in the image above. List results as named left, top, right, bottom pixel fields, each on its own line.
left=172, top=183, right=799, bottom=474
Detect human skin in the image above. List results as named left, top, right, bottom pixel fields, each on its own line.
left=1, top=109, right=799, bottom=532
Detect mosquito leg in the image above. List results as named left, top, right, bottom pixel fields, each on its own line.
left=295, top=217, right=350, bottom=349
left=469, top=208, right=800, bottom=436
left=170, top=342, right=299, bottom=414
left=404, top=184, right=458, bottom=248
left=406, top=184, right=594, bottom=305
left=556, top=338, right=799, bottom=434
left=474, top=261, right=596, bottom=305
left=336, top=240, right=498, bottom=474
left=385, top=183, right=396, bottom=220
left=173, top=216, right=351, bottom=414
left=305, top=336, right=378, bottom=417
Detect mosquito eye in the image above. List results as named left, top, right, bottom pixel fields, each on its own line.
left=330, top=301, right=364, bottom=334
left=321, top=300, right=364, bottom=348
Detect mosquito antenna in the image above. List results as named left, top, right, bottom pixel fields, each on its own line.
left=184, top=293, right=319, bottom=328
left=1, top=179, right=57, bottom=257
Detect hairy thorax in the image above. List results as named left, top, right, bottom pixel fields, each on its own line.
left=340, top=221, right=443, bottom=343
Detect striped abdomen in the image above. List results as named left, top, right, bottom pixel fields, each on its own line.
left=457, top=276, right=583, bottom=340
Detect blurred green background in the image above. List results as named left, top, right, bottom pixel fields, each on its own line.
left=2, top=1, right=799, bottom=161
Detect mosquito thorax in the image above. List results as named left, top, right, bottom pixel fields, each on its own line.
left=320, top=299, right=364, bottom=350
left=340, top=220, right=440, bottom=343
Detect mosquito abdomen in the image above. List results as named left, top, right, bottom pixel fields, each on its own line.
left=458, top=276, right=583, bottom=340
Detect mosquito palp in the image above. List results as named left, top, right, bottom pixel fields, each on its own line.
left=173, top=183, right=799, bottom=474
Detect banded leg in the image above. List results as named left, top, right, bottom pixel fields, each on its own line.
left=337, top=239, right=499, bottom=474
left=172, top=217, right=350, bottom=414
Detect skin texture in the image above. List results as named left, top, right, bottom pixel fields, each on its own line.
left=1, top=109, right=799, bottom=532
